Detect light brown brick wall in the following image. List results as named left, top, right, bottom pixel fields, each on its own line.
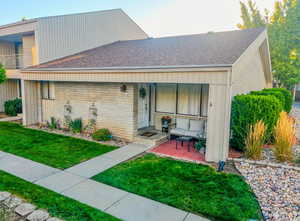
left=41, top=82, right=138, bottom=141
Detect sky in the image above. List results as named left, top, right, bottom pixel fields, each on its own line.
left=1, top=0, right=277, bottom=37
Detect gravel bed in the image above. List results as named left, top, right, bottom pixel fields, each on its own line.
left=235, top=162, right=300, bottom=221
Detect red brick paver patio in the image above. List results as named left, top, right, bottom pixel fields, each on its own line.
left=149, top=140, right=243, bottom=163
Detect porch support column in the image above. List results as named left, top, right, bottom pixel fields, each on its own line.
left=22, top=80, right=41, bottom=126
left=205, top=80, right=232, bottom=162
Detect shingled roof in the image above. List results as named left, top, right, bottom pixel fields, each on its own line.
left=30, top=27, right=265, bottom=70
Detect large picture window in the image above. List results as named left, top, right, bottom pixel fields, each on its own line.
left=41, top=81, right=55, bottom=100
left=156, top=84, right=176, bottom=113
left=155, top=83, right=209, bottom=117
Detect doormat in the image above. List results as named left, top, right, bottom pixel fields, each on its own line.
left=140, top=131, right=157, bottom=137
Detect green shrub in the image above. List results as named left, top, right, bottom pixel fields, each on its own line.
left=47, top=117, right=59, bottom=130
left=195, top=139, right=206, bottom=151
left=4, top=98, right=22, bottom=116
left=250, top=90, right=285, bottom=111
left=92, top=129, right=112, bottom=141
left=231, top=94, right=282, bottom=151
left=263, top=88, right=293, bottom=113
left=0, top=63, right=6, bottom=84
left=69, top=118, right=82, bottom=133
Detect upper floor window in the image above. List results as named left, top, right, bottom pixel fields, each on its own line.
left=41, top=81, right=55, bottom=100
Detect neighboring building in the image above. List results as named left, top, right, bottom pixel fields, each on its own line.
left=21, top=27, right=272, bottom=162
left=0, top=9, right=148, bottom=112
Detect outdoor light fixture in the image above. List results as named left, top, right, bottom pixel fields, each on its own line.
left=120, top=84, right=127, bottom=93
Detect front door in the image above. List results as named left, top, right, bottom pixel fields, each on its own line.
left=138, top=84, right=150, bottom=129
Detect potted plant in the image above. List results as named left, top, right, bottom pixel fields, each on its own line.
left=161, top=116, right=172, bottom=126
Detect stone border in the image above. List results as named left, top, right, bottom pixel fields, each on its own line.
left=228, top=158, right=300, bottom=171
left=0, top=191, right=62, bottom=221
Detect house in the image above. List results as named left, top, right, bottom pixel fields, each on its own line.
left=0, top=9, right=148, bottom=112
left=20, top=26, right=272, bottom=162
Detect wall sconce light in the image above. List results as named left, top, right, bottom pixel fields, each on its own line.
left=120, top=84, right=127, bottom=93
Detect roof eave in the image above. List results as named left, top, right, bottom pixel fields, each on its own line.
left=22, top=64, right=233, bottom=73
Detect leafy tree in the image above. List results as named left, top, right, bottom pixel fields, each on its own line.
left=238, top=0, right=300, bottom=90
left=0, top=63, right=6, bottom=84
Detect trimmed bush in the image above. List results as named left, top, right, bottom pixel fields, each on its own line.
left=263, top=88, right=293, bottom=113
left=69, top=118, right=83, bottom=133
left=4, top=98, right=22, bottom=116
left=92, top=129, right=112, bottom=141
left=250, top=90, right=285, bottom=111
left=231, top=94, right=282, bottom=151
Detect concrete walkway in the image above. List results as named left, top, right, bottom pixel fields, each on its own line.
left=0, top=144, right=210, bottom=221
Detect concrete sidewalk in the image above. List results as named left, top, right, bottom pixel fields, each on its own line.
left=0, top=144, right=210, bottom=221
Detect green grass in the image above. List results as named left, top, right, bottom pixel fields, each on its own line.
left=93, top=154, right=262, bottom=221
left=0, top=170, right=119, bottom=221
left=0, top=122, right=118, bottom=169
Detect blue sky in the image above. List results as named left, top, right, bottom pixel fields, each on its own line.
left=1, top=0, right=276, bottom=37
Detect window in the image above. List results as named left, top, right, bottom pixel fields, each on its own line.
left=177, top=84, right=202, bottom=115
left=41, top=81, right=55, bottom=99
left=155, top=83, right=209, bottom=116
left=156, top=84, right=177, bottom=113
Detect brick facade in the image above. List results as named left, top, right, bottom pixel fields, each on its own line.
left=41, top=82, right=138, bottom=141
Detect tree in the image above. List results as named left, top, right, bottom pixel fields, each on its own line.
left=0, top=64, right=6, bottom=84
left=238, top=0, right=300, bottom=90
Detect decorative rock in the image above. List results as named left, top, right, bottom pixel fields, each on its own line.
left=15, top=203, right=37, bottom=216
left=4, top=196, right=23, bottom=208
left=26, top=210, right=49, bottom=221
left=235, top=162, right=300, bottom=221
left=0, top=191, right=11, bottom=201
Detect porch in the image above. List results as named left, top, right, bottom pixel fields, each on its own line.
left=21, top=69, right=232, bottom=163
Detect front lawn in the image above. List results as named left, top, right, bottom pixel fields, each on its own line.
left=0, top=122, right=118, bottom=169
left=0, top=170, right=119, bottom=221
left=93, top=154, right=262, bottom=221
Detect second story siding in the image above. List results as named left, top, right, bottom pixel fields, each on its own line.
left=36, top=9, right=148, bottom=63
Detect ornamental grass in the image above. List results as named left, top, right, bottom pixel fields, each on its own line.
left=245, top=120, right=266, bottom=160
left=273, top=112, right=296, bottom=162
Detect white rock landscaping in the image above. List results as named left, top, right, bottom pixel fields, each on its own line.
left=235, top=162, right=300, bottom=221
left=0, top=191, right=63, bottom=221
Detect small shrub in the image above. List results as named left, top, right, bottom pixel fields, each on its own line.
left=250, top=90, right=285, bottom=111
left=4, top=98, right=22, bottom=116
left=47, top=117, right=59, bottom=130
left=0, top=63, right=6, bottom=84
left=69, top=118, right=83, bottom=133
left=263, top=88, right=293, bottom=113
left=273, top=112, right=295, bottom=162
left=231, top=94, right=282, bottom=151
left=195, top=139, right=206, bottom=151
left=92, top=129, right=112, bottom=141
left=245, top=120, right=266, bottom=160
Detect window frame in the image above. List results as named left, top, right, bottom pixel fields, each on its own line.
left=41, top=81, right=55, bottom=100
left=155, top=83, right=208, bottom=117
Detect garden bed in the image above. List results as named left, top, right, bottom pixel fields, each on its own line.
left=0, top=171, right=119, bottom=221
left=29, top=125, right=129, bottom=148
left=0, top=122, right=118, bottom=169
left=92, top=154, right=262, bottom=221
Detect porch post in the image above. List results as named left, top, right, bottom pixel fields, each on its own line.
left=205, top=82, right=232, bottom=162
left=22, top=80, right=40, bottom=126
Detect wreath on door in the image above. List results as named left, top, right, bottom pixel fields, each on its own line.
left=139, top=87, right=147, bottom=99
